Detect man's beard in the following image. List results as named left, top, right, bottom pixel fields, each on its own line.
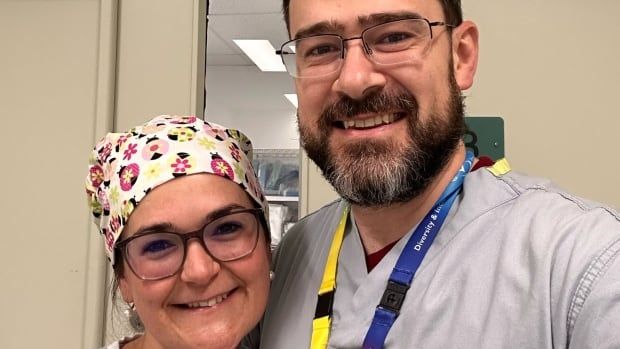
left=298, top=74, right=466, bottom=208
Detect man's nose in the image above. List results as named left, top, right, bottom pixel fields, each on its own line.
left=333, top=40, right=387, bottom=101
left=179, top=240, right=220, bottom=285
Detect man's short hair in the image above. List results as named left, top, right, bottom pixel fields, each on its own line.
left=281, top=0, right=463, bottom=34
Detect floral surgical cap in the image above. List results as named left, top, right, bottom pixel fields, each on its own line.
left=85, top=115, right=268, bottom=265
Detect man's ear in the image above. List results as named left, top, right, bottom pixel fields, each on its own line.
left=451, top=20, right=479, bottom=90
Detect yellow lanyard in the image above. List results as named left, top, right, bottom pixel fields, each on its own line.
left=310, top=205, right=349, bottom=349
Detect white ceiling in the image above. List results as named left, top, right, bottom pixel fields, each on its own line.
left=205, top=0, right=295, bottom=115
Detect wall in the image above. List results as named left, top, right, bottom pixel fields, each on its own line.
left=115, top=0, right=206, bottom=130
left=0, top=1, right=115, bottom=347
left=465, top=0, right=620, bottom=208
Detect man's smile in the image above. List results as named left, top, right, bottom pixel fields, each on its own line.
left=335, top=112, right=407, bottom=130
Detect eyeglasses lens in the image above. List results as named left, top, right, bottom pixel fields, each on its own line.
left=281, top=19, right=432, bottom=78
left=123, top=210, right=260, bottom=280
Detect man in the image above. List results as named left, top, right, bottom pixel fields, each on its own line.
left=260, top=0, right=620, bottom=348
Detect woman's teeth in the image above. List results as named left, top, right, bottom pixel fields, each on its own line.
left=342, top=114, right=397, bottom=129
left=186, top=293, right=228, bottom=308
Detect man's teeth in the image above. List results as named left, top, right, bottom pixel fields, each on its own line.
left=343, top=114, right=396, bottom=129
left=186, top=294, right=228, bottom=308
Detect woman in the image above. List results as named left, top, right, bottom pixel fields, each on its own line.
left=86, top=115, right=270, bottom=349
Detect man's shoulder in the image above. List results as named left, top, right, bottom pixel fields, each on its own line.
left=464, top=165, right=620, bottom=264
left=469, top=163, right=620, bottom=221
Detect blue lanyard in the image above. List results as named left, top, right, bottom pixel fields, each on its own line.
left=362, top=151, right=474, bottom=349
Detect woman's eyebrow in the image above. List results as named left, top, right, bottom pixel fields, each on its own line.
left=129, top=204, right=249, bottom=236
left=131, top=222, right=175, bottom=237
left=204, top=203, right=250, bottom=221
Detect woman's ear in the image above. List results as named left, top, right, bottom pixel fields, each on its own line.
left=119, top=276, right=134, bottom=304
left=451, top=20, right=479, bottom=90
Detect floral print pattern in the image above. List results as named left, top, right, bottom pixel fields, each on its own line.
left=167, top=126, right=196, bottom=142
left=85, top=115, right=267, bottom=265
left=141, top=138, right=169, bottom=160
left=211, top=156, right=234, bottom=180
left=123, top=143, right=138, bottom=161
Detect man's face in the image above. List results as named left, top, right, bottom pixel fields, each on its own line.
left=288, top=0, right=467, bottom=207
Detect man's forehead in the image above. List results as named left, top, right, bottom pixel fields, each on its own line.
left=292, top=11, right=426, bottom=40
left=288, top=0, right=444, bottom=36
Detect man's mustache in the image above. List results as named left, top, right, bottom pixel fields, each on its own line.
left=320, top=91, right=419, bottom=126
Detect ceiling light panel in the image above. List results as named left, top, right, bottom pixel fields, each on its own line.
left=233, top=39, right=286, bottom=72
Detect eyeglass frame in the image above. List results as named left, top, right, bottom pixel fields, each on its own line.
left=114, top=207, right=265, bottom=281
left=276, top=17, right=456, bottom=78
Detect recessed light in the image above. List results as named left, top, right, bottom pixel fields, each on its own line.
left=233, top=40, right=286, bottom=72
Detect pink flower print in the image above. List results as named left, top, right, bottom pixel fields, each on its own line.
left=89, top=165, right=105, bottom=188
left=170, top=116, right=197, bottom=124
left=211, top=158, right=234, bottom=180
left=229, top=144, right=241, bottom=162
left=104, top=229, right=115, bottom=251
left=99, top=142, right=113, bottom=163
left=123, top=143, right=138, bottom=160
left=111, top=216, right=120, bottom=230
left=97, top=188, right=110, bottom=212
left=119, top=163, right=140, bottom=191
left=171, top=157, right=192, bottom=173
left=117, top=134, right=130, bottom=148
left=203, top=124, right=228, bottom=141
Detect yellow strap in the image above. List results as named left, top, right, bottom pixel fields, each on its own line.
left=488, top=158, right=511, bottom=176
left=310, top=316, right=331, bottom=349
left=310, top=206, right=349, bottom=349
left=318, top=206, right=349, bottom=295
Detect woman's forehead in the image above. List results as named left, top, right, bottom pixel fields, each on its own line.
left=123, top=174, right=252, bottom=235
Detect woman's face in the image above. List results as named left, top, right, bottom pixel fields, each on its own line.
left=118, top=173, right=270, bottom=349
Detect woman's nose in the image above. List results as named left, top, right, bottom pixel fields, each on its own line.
left=179, top=240, right=220, bottom=285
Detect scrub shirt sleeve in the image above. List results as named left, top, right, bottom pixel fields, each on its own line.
left=568, top=239, right=620, bottom=349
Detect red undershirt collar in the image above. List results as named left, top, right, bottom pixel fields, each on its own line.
left=364, top=156, right=495, bottom=272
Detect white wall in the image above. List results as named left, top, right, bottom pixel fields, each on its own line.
left=464, top=1, right=620, bottom=208
left=115, top=0, right=206, bottom=130
left=0, top=1, right=114, bottom=347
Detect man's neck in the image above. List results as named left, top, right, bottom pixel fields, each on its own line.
left=351, top=143, right=468, bottom=254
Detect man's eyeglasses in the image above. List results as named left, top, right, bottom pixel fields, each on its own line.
left=115, top=208, right=263, bottom=281
left=276, top=18, right=454, bottom=79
